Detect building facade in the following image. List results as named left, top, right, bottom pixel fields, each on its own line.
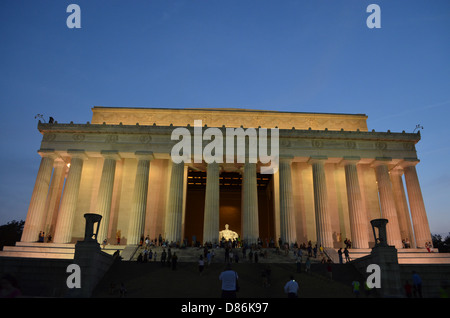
left=20, top=107, right=432, bottom=249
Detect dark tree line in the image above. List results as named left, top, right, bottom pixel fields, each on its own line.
left=0, top=220, right=24, bottom=250
left=432, top=233, right=450, bottom=253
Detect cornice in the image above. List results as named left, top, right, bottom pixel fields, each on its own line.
left=37, top=122, right=420, bottom=142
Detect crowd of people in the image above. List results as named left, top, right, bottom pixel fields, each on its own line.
left=5, top=231, right=442, bottom=299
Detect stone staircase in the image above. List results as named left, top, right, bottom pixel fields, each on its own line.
left=0, top=241, right=127, bottom=259
left=345, top=248, right=450, bottom=264
left=0, top=242, right=76, bottom=259
left=2, top=242, right=450, bottom=265
left=129, top=245, right=304, bottom=263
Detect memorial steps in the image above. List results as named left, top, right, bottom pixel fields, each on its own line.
left=1, top=244, right=449, bottom=297
left=341, top=248, right=450, bottom=264
left=0, top=242, right=126, bottom=259
left=1, top=243, right=450, bottom=264
left=127, top=245, right=306, bottom=263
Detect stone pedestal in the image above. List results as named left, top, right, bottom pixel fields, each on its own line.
left=369, top=218, right=402, bottom=297
left=71, top=240, right=114, bottom=297
left=69, top=213, right=114, bottom=297
left=370, top=246, right=402, bottom=297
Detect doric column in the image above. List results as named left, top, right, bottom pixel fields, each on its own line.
left=96, top=150, right=121, bottom=244
left=164, top=162, right=185, bottom=244
left=43, top=158, right=67, bottom=235
left=53, top=150, right=87, bottom=244
left=342, top=157, right=369, bottom=249
left=402, top=160, right=432, bottom=248
left=310, top=157, right=333, bottom=248
left=127, top=151, right=153, bottom=245
left=241, top=162, right=259, bottom=244
left=203, top=162, right=220, bottom=244
left=373, top=159, right=402, bottom=248
left=21, top=149, right=58, bottom=242
left=390, top=167, right=416, bottom=248
left=279, top=157, right=296, bottom=245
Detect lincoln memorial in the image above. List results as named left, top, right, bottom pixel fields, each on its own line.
left=18, top=107, right=432, bottom=251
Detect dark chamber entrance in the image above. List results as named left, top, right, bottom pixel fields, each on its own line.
left=184, top=169, right=274, bottom=245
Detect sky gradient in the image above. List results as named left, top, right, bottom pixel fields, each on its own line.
left=0, top=0, right=449, bottom=237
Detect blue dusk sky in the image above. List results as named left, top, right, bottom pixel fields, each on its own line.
left=0, top=1, right=449, bottom=237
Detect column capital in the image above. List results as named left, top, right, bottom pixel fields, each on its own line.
left=205, top=161, right=220, bottom=171
left=308, top=155, right=328, bottom=165
left=239, top=162, right=255, bottom=175
left=100, top=150, right=122, bottom=161
left=38, top=148, right=59, bottom=160
left=400, top=158, right=420, bottom=168
left=371, top=157, right=392, bottom=168
left=53, top=157, right=67, bottom=168
left=67, top=149, right=88, bottom=160
left=389, top=166, right=404, bottom=176
left=340, top=156, right=361, bottom=166
left=279, top=155, right=294, bottom=163
left=134, top=151, right=154, bottom=161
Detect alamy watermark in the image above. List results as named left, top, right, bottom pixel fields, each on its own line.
left=66, top=4, right=81, bottom=29
left=170, top=120, right=279, bottom=174
left=65, top=4, right=381, bottom=30
left=366, top=264, right=381, bottom=289
left=66, top=264, right=81, bottom=289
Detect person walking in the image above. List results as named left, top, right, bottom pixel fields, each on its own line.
left=404, top=280, right=413, bottom=298
left=167, top=248, right=172, bottom=267
left=296, top=255, right=302, bottom=273
left=305, top=257, right=311, bottom=274
left=119, top=282, right=127, bottom=297
left=199, top=255, right=205, bottom=276
left=412, top=271, right=423, bottom=298
left=161, top=249, right=168, bottom=266
left=219, top=263, right=239, bottom=298
left=327, top=263, right=333, bottom=280
left=284, top=275, right=299, bottom=298
left=352, top=280, right=360, bottom=297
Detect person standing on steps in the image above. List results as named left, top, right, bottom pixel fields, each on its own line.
left=344, top=247, right=351, bottom=263
left=338, top=248, right=343, bottom=264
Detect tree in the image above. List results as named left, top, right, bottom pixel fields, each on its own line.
left=432, top=233, right=450, bottom=253
left=0, top=220, right=24, bottom=250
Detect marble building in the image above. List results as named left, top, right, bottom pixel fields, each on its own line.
left=19, top=107, right=432, bottom=250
